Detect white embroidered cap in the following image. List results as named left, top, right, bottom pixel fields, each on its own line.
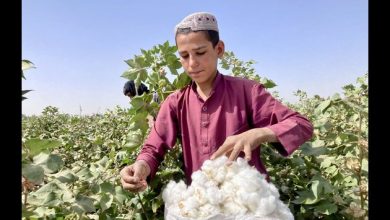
left=175, top=12, right=219, bottom=34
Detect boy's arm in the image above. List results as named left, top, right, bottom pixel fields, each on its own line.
left=251, top=83, right=314, bottom=156
left=136, top=94, right=179, bottom=180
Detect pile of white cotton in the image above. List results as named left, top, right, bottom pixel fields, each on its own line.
left=162, top=156, right=294, bottom=220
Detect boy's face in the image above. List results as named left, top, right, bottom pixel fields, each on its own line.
left=176, top=31, right=224, bottom=88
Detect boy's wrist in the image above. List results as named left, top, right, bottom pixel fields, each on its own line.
left=251, top=127, right=278, bottom=145
left=136, top=160, right=151, bottom=178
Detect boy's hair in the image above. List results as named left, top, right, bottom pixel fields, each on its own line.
left=175, top=29, right=220, bottom=48
left=123, top=80, right=149, bottom=97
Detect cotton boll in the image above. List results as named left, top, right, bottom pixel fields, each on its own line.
left=243, top=192, right=262, bottom=212
left=194, top=186, right=208, bottom=205
left=162, top=180, right=189, bottom=210
left=168, top=204, right=182, bottom=217
left=175, top=180, right=187, bottom=192
left=210, top=155, right=229, bottom=167
left=162, top=180, right=176, bottom=205
left=182, top=185, right=195, bottom=201
left=220, top=181, right=236, bottom=201
left=206, top=185, right=224, bottom=205
left=191, top=170, right=208, bottom=186
left=231, top=174, right=260, bottom=193
left=182, top=196, right=201, bottom=210
left=267, top=182, right=281, bottom=198
left=236, top=157, right=250, bottom=168
left=225, top=162, right=241, bottom=180
left=202, top=156, right=228, bottom=181
left=202, top=179, right=219, bottom=189
left=180, top=205, right=199, bottom=218
left=163, top=157, right=294, bottom=219
left=213, top=165, right=228, bottom=184
left=234, top=188, right=249, bottom=207
left=198, top=203, right=221, bottom=218
left=179, top=197, right=201, bottom=218
left=255, top=196, right=277, bottom=217
left=268, top=201, right=294, bottom=220
left=221, top=197, right=248, bottom=216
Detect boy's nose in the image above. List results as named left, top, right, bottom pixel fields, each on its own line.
left=189, top=55, right=199, bottom=68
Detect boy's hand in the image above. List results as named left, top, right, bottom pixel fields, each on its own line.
left=210, top=127, right=277, bottom=161
left=120, top=160, right=151, bottom=192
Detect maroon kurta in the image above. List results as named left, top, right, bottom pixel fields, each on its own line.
left=137, top=72, right=313, bottom=183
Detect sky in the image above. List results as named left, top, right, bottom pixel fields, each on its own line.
left=22, top=0, right=368, bottom=116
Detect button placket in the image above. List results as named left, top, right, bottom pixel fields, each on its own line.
left=200, top=105, right=210, bottom=153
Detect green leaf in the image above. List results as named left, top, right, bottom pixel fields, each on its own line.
left=72, top=195, right=96, bottom=213
left=124, top=129, right=143, bottom=151
left=221, top=61, right=230, bottom=70
left=300, top=142, right=327, bottom=156
left=173, top=72, right=191, bottom=89
left=97, top=156, right=110, bottom=168
left=100, top=182, right=115, bottom=194
left=292, top=190, right=318, bottom=205
left=311, top=180, right=321, bottom=200
left=54, top=170, right=78, bottom=183
left=22, top=59, right=35, bottom=71
left=99, top=193, right=114, bottom=211
left=22, top=163, right=45, bottom=185
left=324, top=165, right=338, bottom=177
left=33, top=153, right=64, bottom=174
left=315, top=200, right=338, bottom=215
left=25, top=138, right=62, bottom=157
left=260, top=78, right=277, bottom=89
left=22, top=90, right=33, bottom=95
left=312, top=139, right=325, bottom=148
left=343, top=99, right=368, bottom=115
left=320, top=156, right=335, bottom=169
left=362, top=158, right=368, bottom=172
left=343, top=175, right=358, bottom=187
left=75, top=167, right=95, bottom=181
left=130, top=96, right=146, bottom=110
left=32, top=207, right=56, bottom=218
left=311, top=175, right=334, bottom=195
left=22, top=205, right=36, bottom=218
left=28, top=181, right=71, bottom=207
left=315, top=100, right=332, bottom=114
left=331, top=93, right=341, bottom=100
left=114, top=186, right=130, bottom=204
left=121, top=68, right=147, bottom=81
left=159, top=167, right=183, bottom=178
left=152, top=198, right=162, bottom=213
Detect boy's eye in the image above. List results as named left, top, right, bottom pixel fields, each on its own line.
left=197, top=51, right=206, bottom=55
left=180, top=54, right=189, bottom=59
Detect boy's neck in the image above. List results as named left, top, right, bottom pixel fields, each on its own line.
left=196, top=86, right=212, bottom=100
left=195, top=72, right=217, bottom=100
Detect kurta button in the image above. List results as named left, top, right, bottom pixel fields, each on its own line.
left=202, top=106, right=207, bottom=111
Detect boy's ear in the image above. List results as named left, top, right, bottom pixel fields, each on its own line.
left=216, top=40, right=225, bottom=58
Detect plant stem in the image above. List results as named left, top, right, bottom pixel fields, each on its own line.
left=136, top=192, right=149, bottom=220
left=357, top=112, right=365, bottom=211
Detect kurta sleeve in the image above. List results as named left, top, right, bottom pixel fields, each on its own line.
left=136, top=94, right=179, bottom=180
left=251, top=83, right=313, bottom=156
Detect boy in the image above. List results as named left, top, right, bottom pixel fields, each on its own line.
left=120, top=12, right=313, bottom=192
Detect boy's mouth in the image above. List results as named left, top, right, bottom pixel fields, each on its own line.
left=189, top=70, right=203, bottom=75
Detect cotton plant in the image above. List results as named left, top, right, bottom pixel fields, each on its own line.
left=162, top=156, right=294, bottom=220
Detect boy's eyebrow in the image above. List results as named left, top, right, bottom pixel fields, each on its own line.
left=178, top=45, right=208, bottom=54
